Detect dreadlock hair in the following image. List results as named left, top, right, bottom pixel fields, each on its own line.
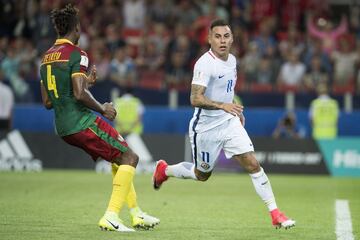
left=50, top=4, right=79, bottom=37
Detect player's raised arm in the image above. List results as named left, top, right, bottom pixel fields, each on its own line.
left=72, top=74, right=116, bottom=121
left=40, top=80, right=53, bottom=109
left=190, top=84, right=243, bottom=116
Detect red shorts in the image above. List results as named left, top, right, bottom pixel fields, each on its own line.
left=62, top=116, right=128, bottom=162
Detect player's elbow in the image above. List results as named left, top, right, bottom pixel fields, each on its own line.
left=44, top=102, right=53, bottom=109
left=73, top=89, right=84, bottom=101
left=42, top=99, right=53, bottom=109
left=190, top=95, right=200, bottom=107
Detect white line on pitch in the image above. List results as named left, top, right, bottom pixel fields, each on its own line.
left=335, top=199, right=354, bottom=240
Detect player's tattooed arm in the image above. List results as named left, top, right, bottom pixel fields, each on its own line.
left=190, top=84, right=244, bottom=116
left=190, top=84, right=223, bottom=110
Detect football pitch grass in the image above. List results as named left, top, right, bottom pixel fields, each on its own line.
left=0, top=170, right=359, bottom=240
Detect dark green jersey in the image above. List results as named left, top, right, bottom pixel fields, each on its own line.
left=39, top=39, right=96, bottom=136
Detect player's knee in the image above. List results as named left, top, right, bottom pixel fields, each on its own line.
left=245, top=158, right=260, bottom=174
left=238, top=152, right=260, bottom=174
left=195, top=171, right=211, bottom=181
left=128, top=151, right=139, bottom=167
left=115, top=149, right=138, bottom=167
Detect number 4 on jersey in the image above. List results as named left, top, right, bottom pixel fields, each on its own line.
left=46, top=65, right=59, bottom=98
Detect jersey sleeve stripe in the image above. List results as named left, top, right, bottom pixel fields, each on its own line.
left=208, top=51, right=216, bottom=59
left=71, top=72, right=87, bottom=77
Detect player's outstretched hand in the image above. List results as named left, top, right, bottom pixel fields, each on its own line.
left=102, top=102, right=117, bottom=121
left=222, top=103, right=243, bottom=116
left=87, top=65, right=97, bottom=86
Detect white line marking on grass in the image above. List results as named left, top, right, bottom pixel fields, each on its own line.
left=335, top=199, right=354, bottom=240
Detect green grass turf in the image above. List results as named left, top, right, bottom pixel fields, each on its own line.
left=0, top=170, right=359, bottom=240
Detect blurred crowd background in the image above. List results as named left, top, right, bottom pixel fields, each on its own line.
left=1, top=0, right=360, bottom=104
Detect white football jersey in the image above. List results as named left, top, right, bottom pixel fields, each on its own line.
left=189, top=49, right=237, bottom=133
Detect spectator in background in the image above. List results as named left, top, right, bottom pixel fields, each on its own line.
left=105, top=24, right=126, bottom=53
left=123, top=0, right=146, bottom=29
left=147, top=23, right=169, bottom=57
left=114, top=88, right=145, bottom=136
left=148, top=0, right=173, bottom=24
left=165, top=51, right=191, bottom=89
left=241, top=41, right=260, bottom=82
left=0, top=0, right=18, bottom=37
left=231, top=3, right=250, bottom=30
left=110, top=47, right=137, bottom=87
left=1, top=47, right=33, bottom=102
left=136, top=37, right=165, bottom=71
left=166, top=24, right=198, bottom=68
left=309, top=83, right=339, bottom=139
left=231, top=25, right=249, bottom=58
left=0, top=69, right=14, bottom=131
left=277, top=50, right=306, bottom=90
left=250, top=0, right=277, bottom=31
left=171, top=0, right=199, bottom=27
left=349, top=4, right=360, bottom=42
left=357, top=69, right=360, bottom=93
left=307, top=15, right=348, bottom=56
left=278, top=0, right=306, bottom=30
left=0, top=37, right=9, bottom=61
left=198, top=0, right=229, bottom=22
left=304, top=56, right=329, bottom=91
left=331, top=36, right=359, bottom=86
left=253, top=19, right=277, bottom=57
left=13, top=37, right=38, bottom=81
left=254, top=55, right=276, bottom=85
left=192, top=6, right=217, bottom=47
left=272, top=112, right=303, bottom=139
left=30, top=0, right=57, bottom=55
left=94, top=0, right=121, bottom=29
left=303, top=38, right=332, bottom=75
left=90, top=50, right=110, bottom=82
left=278, top=24, right=305, bottom=61
left=232, top=0, right=251, bottom=27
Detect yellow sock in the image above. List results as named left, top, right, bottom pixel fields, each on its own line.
left=111, top=163, right=119, bottom=178
left=111, top=163, right=138, bottom=209
left=126, top=182, right=138, bottom=209
left=107, top=165, right=135, bottom=213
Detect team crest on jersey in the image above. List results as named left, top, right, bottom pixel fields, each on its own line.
left=80, top=55, right=89, bottom=68
left=200, top=162, right=210, bottom=170
left=117, top=134, right=124, bottom=142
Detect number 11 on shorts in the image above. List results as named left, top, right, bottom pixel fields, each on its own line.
left=201, top=151, right=210, bottom=163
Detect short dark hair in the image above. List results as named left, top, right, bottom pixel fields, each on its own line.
left=210, top=19, right=231, bottom=31
left=50, top=4, right=79, bottom=37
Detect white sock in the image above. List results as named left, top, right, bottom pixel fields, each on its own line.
left=165, top=162, right=197, bottom=180
left=250, top=167, right=277, bottom=211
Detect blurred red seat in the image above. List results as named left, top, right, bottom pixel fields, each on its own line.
left=332, top=77, right=355, bottom=94
left=249, top=83, right=273, bottom=92
left=332, top=83, right=355, bottom=94
left=139, top=70, right=164, bottom=90
left=277, top=84, right=299, bottom=93
left=235, top=73, right=245, bottom=91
